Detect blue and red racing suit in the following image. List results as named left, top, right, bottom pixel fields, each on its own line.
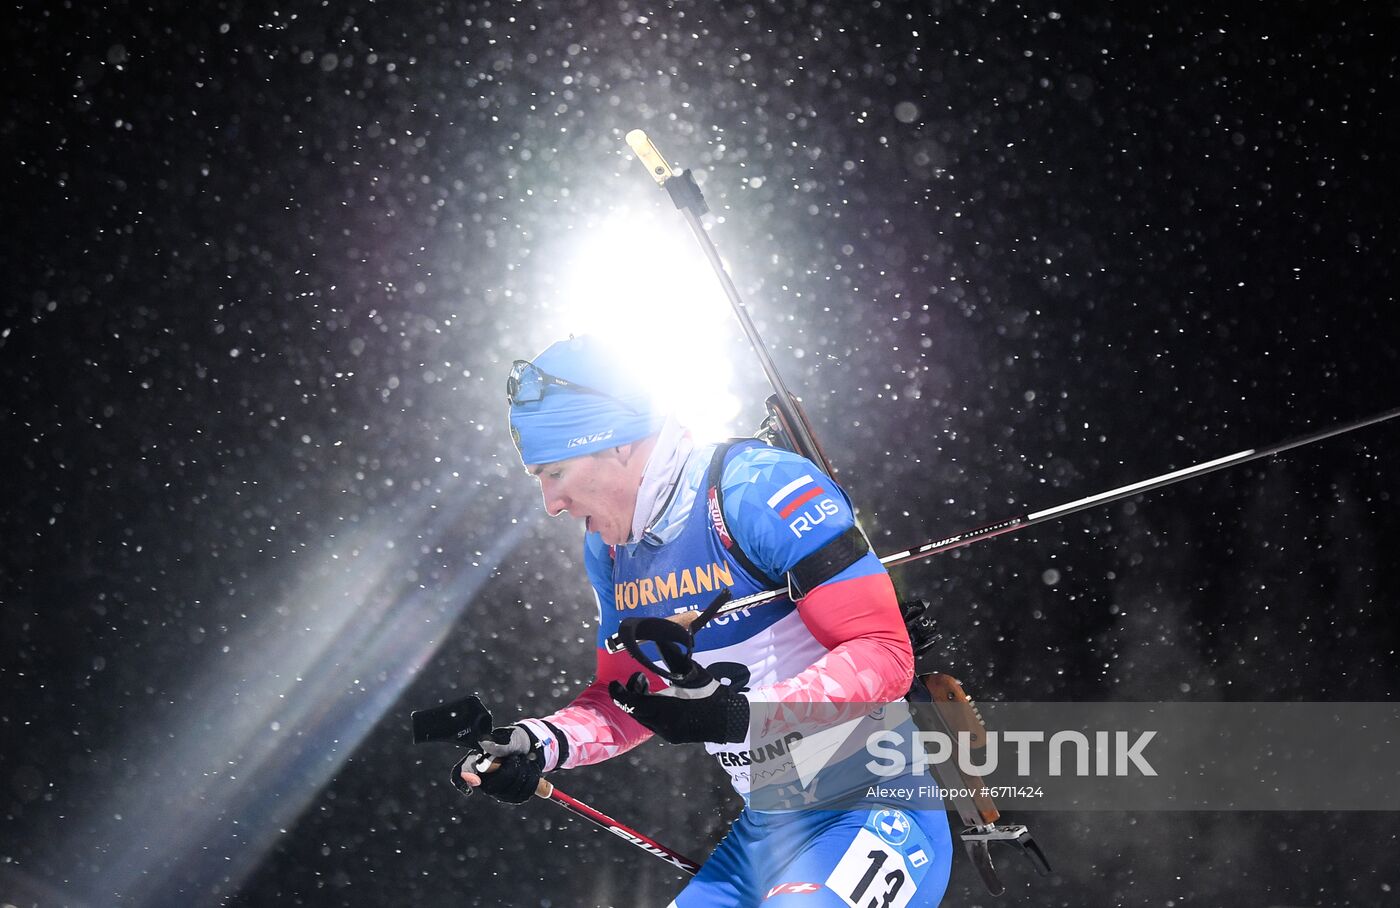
left=518, top=440, right=953, bottom=906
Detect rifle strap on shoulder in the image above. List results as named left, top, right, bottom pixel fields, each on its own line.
left=706, top=441, right=871, bottom=601
left=706, top=440, right=781, bottom=590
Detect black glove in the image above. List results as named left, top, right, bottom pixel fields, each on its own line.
left=609, top=663, right=750, bottom=745
left=451, top=725, right=547, bottom=805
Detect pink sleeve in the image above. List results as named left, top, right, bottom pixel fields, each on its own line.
left=749, top=571, right=913, bottom=712
left=532, top=649, right=661, bottom=770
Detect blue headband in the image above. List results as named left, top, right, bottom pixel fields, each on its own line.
left=508, top=336, right=665, bottom=465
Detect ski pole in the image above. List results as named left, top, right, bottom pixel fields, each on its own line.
left=603, top=404, right=1400, bottom=645
left=458, top=752, right=701, bottom=875
left=532, top=774, right=701, bottom=875
left=412, top=695, right=701, bottom=875
left=877, top=403, right=1400, bottom=568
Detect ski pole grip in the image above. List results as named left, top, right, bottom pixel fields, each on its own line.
left=467, top=753, right=553, bottom=799
left=454, top=753, right=554, bottom=800
left=626, top=129, right=674, bottom=184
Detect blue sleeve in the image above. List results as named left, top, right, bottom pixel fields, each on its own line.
left=719, top=445, right=876, bottom=582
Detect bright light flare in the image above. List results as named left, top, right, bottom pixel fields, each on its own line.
left=541, top=211, right=744, bottom=442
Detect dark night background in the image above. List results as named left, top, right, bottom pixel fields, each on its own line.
left=3, top=1, right=1398, bottom=906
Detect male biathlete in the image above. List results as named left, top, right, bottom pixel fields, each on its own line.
left=461, top=335, right=952, bottom=906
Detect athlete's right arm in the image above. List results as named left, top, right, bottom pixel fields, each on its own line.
left=517, top=533, right=661, bottom=771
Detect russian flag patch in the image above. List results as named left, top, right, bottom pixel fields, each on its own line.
left=766, top=475, right=825, bottom=518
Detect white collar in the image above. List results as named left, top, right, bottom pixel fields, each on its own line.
left=630, top=416, right=692, bottom=543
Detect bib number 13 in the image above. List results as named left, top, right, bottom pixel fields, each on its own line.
left=825, top=829, right=915, bottom=908
left=850, top=849, right=905, bottom=907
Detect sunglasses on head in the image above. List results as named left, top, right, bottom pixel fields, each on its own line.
left=506, top=359, right=639, bottom=412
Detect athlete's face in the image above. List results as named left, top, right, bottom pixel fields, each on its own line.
left=528, top=446, right=641, bottom=546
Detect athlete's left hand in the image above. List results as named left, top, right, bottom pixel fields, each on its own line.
left=609, top=663, right=749, bottom=745
left=456, top=724, right=546, bottom=804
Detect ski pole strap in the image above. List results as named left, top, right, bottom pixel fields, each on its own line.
left=687, top=589, right=734, bottom=636
left=615, top=615, right=699, bottom=681
left=411, top=694, right=494, bottom=746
